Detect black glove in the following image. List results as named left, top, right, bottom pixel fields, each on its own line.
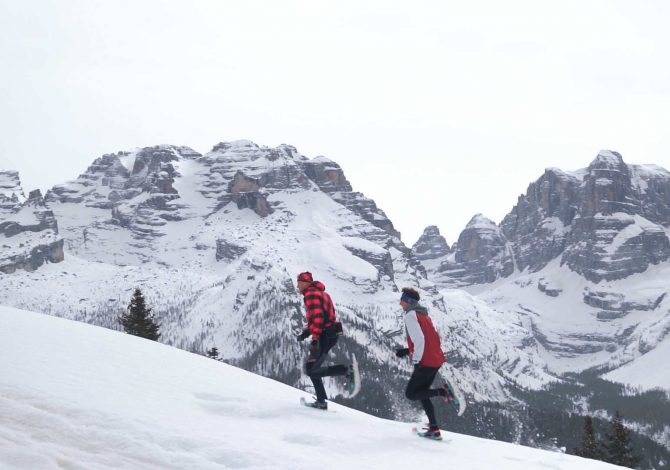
left=395, top=347, right=410, bottom=358
left=296, top=329, right=310, bottom=342
left=307, top=340, right=320, bottom=362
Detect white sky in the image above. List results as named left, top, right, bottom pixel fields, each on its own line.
left=1, top=0, right=669, bottom=245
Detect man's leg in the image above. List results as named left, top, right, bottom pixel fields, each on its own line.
left=307, top=336, right=347, bottom=378
left=405, top=366, right=440, bottom=427
left=321, top=336, right=347, bottom=377
left=305, top=336, right=338, bottom=402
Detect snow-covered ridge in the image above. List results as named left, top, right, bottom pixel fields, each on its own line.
left=0, top=306, right=617, bottom=470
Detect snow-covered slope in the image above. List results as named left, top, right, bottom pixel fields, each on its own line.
left=0, top=306, right=618, bottom=470
left=463, top=258, right=670, bottom=385
left=603, top=331, right=670, bottom=392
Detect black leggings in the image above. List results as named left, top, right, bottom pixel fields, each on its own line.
left=305, top=333, right=347, bottom=402
left=405, top=366, right=441, bottom=427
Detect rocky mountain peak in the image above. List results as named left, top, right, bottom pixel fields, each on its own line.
left=465, top=213, right=497, bottom=230
left=580, top=149, right=633, bottom=218
left=423, top=150, right=670, bottom=286
left=411, top=225, right=450, bottom=262
left=588, top=150, right=626, bottom=171
left=433, top=214, right=514, bottom=287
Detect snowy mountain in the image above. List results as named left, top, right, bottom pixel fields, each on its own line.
left=0, top=141, right=555, bottom=405
left=412, top=151, right=670, bottom=463
left=413, top=150, right=670, bottom=390
left=0, top=170, right=63, bottom=274
left=1, top=143, right=669, bottom=465
left=0, top=305, right=621, bottom=470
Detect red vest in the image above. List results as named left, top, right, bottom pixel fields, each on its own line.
left=407, top=309, right=445, bottom=368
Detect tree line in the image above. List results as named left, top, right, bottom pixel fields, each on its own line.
left=574, top=412, right=641, bottom=468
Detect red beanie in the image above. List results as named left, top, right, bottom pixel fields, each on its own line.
left=297, top=272, right=313, bottom=282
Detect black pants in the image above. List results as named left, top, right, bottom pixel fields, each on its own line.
left=305, top=332, right=348, bottom=402
left=405, top=366, right=441, bottom=427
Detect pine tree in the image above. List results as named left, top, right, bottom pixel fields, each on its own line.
left=573, top=415, right=603, bottom=461
left=206, top=347, right=220, bottom=360
left=120, top=288, right=161, bottom=341
left=602, top=411, right=640, bottom=468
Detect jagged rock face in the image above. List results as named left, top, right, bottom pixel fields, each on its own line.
left=0, top=178, right=63, bottom=274
left=500, top=168, right=580, bottom=272
left=303, top=157, right=401, bottom=241
left=36, top=141, right=418, bottom=286
left=562, top=212, right=670, bottom=282
left=436, top=214, right=514, bottom=286
left=302, top=157, right=353, bottom=193
left=443, top=150, right=670, bottom=285
left=44, top=145, right=202, bottom=259
left=561, top=151, right=670, bottom=282
left=632, top=164, right=670, bottom=224
left=580, top=151, right=636, bottom=217
left=0, top=170, right=25, bottom=208
left=412, top=226, right=450, bottom=262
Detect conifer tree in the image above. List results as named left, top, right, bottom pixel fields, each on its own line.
left=206, top=347, right=220, bottom=360
left=120, top=288, right=160, bottom=341
left=573, top=415, right=603, bottom=461
left=602, top=411, right=640, bottom=468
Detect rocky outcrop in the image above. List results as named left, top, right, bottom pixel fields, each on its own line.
left=436, top=214, right=515, bottom=286
left=343, top=243, right=395, bottom=281
left=302, top=156, right=353, bottom=193
left=226, top=171, right=272, bottom=217
left=303, top=157, right=401, bottom=241
left=1, top=178, right=64, bottom=274
left=500, top=168, right=580, bottom=272
left=537, top=278, right=562, bottom=297
left=582, top=288, right=666, bottom=320
left=0, top=170, right=25, bottom=208
left=424, top=150, right=670, bottom=287
left=561, top=152, right=670, bottom=282
left=216, top=239, right=248, bottom=262
left=412, top=226, right=450, bottom=262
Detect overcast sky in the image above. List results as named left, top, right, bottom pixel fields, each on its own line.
left=1, top=0, right=669, bottom=245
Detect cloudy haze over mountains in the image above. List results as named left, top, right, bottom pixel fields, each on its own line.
left=2, top=1, right=670, bottom=244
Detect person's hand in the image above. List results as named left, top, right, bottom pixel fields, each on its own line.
left=296, top=329, right=310, bottom=342
left=395, top=347, right=410, bottom=358
left=307, top=340, right=320, bottom=362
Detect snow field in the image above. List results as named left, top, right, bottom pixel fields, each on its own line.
left=0, top=306, right=619, bottom=469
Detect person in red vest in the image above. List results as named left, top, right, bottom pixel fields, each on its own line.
left=396, top=287, right=455, bottom=439
left=296, top=271, right=352, bottom=410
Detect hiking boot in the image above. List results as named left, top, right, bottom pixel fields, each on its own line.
left=304, top=400, right=328, bottom=410
left=417, top=426, right=442, bottom=440
left=439, top=383, right=460, bottom=407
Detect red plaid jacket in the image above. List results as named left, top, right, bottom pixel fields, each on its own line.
left=302, top=281, right=337, bottom=341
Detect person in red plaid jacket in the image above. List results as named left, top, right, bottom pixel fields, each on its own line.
left=296, top=271, right=351, bottom=410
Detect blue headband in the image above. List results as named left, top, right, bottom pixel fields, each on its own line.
left=401, top=293, right=419, bottom=305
